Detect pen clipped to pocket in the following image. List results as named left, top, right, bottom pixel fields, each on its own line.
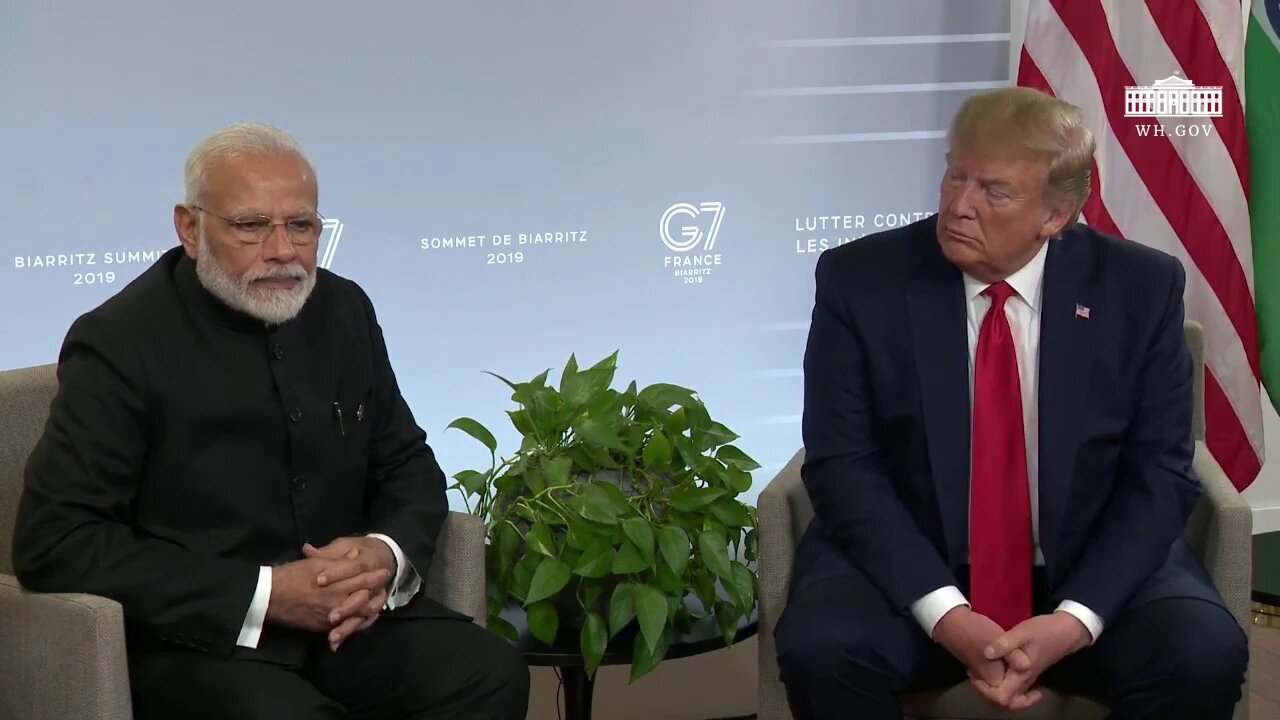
left=332, top=402, right=346, bottom=437
left=332, top=400, right=367, bottom=438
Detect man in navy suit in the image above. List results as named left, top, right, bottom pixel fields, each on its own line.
left=774, top=87, right=1248, bottom=719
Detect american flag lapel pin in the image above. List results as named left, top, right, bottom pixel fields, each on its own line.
left=1075, top=303, right=1091, bottom=320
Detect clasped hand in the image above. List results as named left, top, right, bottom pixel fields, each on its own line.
left=933, top=607, right=1092, bottom=711
left=266, top=536, right=396, bottom=651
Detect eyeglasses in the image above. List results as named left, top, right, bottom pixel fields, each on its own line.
left=191, top=205, right=325, bottom=246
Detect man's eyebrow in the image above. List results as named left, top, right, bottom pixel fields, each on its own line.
left=977, top=176, right=1016, bottom=190
left=226, top=207, right=318, bottom=217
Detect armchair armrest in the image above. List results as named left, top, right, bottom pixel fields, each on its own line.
left=1185, top=441, right=1253, bottom=632
left=758, top=450, right=810, bottom=637
left=757, top=449, right=809, bottom=720
left=0, top=574, right=133, bottom=720
left=422, top=511, right=487, bottom=625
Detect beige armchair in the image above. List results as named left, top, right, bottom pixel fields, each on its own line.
left=756, top=321, right=1252, bottom=719
left=0, top=362, right=489, bottom=720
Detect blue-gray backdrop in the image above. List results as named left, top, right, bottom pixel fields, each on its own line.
left=0, top=1, right=1011, bottom=507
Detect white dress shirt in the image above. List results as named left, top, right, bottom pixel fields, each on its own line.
left=235, top=533, right=423, bottom=648
left=909, top=241, right=1104, bottom=643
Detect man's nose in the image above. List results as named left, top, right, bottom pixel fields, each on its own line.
left=947, top=183, right=979, bottom=218
left=260, top=223, right=297, bottom=263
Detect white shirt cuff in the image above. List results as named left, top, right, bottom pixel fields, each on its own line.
left=236, top=565, right=272, bottom=649
left=910, top=585, right=970, bottom=639
left=365, top=533, right=422, bottom=610
left=1056, top=600, right=1104, bottom=643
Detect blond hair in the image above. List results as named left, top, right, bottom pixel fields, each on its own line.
left=947, top=86, right=1096, bottom=213
left=183, top=122, right=313, bottom=205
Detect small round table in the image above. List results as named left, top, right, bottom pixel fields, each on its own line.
left=501, top=594, right=758, bottom=720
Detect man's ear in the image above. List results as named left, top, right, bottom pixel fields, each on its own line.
left=1040, top=196, right=1077, bottom=241
left=174, top=204, right=199, bottom=259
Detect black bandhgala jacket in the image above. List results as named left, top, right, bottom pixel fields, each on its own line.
left=14, top=247, right=463, bottom=667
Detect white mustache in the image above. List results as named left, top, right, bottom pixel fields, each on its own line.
left=244, top=265, right=307, bottom=283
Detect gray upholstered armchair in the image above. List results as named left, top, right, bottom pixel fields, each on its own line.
left=0, top=362, right=489, bottom=720
left=756, top=321, right=1252, bottom=719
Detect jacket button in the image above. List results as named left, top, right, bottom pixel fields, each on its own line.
left=292, top=475, right=306, bottom=491
left=289, top=408, right=303, bottom=423
left=272, top=344, right=284, bottom=360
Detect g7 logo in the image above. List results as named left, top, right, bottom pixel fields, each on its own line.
left=319, top=218, right=344, bottom=270
left=660, top=202, right=725, bottom=253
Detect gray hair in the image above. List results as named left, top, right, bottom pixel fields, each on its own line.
left=183, top=122, right=313, bottom=205
left=947, top=86, right=1096, bottom=214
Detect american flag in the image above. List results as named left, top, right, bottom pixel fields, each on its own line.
left=1018, top=0, right=1262, bottom=490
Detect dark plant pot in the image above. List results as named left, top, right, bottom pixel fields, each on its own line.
left=588, top=469, right=637, bottom=494
left=588, top=468, right=675, bottom=496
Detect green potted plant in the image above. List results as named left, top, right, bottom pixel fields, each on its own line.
left=445, top=351, right=759, bottom=681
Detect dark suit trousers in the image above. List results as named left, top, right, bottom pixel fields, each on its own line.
left=127, top=617, right=530, bottom=720
left=774, top=564, right=1247, bottom=720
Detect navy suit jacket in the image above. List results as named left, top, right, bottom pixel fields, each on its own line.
left=793, top=214, right=1224, bottom=628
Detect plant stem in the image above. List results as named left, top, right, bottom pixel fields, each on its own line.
left=528, top=481, right=573, bottom=503
left=546, top=495, right=576, bottom=523
left=478, top=454, right=520, bottom=521
left=529, top=496, right=574, bottom=527
left=625, top=495, right=655, bottom=523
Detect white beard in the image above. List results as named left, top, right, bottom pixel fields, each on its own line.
left=195, top=234, right=316, bottom=325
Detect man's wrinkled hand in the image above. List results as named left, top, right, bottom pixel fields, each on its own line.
left=971, top=611, right=1092, bottom=710
left=323, top=585, right=387, bottom=652
left=266, top=557, right=391, bottom=634
left=303, top=536, right=396, bottom=589
left=302, top=537, right=397, bottom=651
left=932, top=606, right=1040, bottom=709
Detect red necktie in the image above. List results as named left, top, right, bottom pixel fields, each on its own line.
left=969, top=281, right=1033, bottom=630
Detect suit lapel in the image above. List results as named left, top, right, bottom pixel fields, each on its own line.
left=907, top=239, right=971, bottom=567
left=1036, top=235, right=1092, bottom=578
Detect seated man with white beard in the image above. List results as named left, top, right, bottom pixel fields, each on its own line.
left=12, top=123, right=530, bottom=720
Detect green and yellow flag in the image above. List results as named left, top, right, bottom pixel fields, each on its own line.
left=1251, top=0, right=1280, bottom=415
